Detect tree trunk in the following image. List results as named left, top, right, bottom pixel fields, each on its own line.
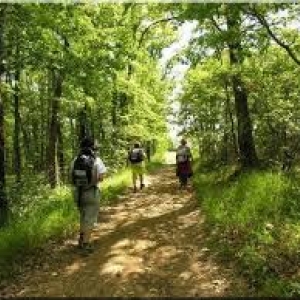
left=57, top=123, right=65, bottom=183
left=224, top=77, right=239, bottom=158
left=70, top=117, right=76, bottom=157
left=111, top=91, right=118, bottom=153
left=13, top=68, right=21, bottom=182
left=20, top=118, right=30, bottom=168
left=38, top=76, right=47, bottom=172
left=226, top=6, right=258, bottom=168
left=47, top=69, right=63, bottom=188
left=46, top=69, right=52, bottom=169
left=0, top=5, right=7, bottom=226
left=78, top=104, right=88, bottom=143
left=31, top=118, right=40, bottom=172
left=221, top=102, right=229, bottom=163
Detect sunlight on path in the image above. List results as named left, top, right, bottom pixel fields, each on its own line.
left=164, top=151, right=176, bottom=165
left=0, top=166, right=249, bottom=297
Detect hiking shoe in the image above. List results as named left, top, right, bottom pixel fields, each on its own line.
left=80, top=243, right=94, bottom=254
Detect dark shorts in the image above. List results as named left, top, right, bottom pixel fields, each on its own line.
left=176, top=161, right=193, bottom=177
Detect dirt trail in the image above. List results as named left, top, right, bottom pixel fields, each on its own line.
left=1, top=159, right=251, bottom=297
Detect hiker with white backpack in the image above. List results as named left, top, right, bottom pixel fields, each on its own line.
left=70, top=137, right=107, bottom=252
left=176, top=138, right=193, bottom=189
left=128, top=142, right=146, bottom=192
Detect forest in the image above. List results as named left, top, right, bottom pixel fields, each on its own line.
left=0, top=3, right=299, bottom=297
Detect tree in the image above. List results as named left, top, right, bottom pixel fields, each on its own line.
left=0, top=4, right=7, bottom=226
left=225, top=5, right=258, bottom=167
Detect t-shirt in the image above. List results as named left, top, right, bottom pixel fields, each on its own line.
left=93, top=157, right=107, bottom=176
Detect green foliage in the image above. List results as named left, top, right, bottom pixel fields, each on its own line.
left=3, top=3, right=173, bottom=181
left=168, top=3, right=300, bottom=167
left=193, top=164, right=300, bottom=296
left=2, top=3, right=300, bottom=294
left=0, top=186, right=76, bottom=279
left=146, top=145, right=168, bottom=172
left=0, top=168, right=132, bottom=280
left=101, top=169, right=132, bottom=206
left=0, top=153, right=167, bottom=281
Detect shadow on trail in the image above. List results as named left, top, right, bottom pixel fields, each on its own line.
left=60, top=201, right=202, bottom=296
left=1, top=165, right=250, bottom=297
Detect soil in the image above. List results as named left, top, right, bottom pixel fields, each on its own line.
left=0, top=159, right=252, bottom=297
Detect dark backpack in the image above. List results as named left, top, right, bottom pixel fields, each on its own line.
left=129, top=148, right=144, bottom=163
left=72, top=148, right=95, bottom=188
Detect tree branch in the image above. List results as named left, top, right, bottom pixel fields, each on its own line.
left=122, top=3, right=135, bottom=17
left=138, top=16, right=178, bottom=48
left=210, top=16, right=224, bottom=33
left=248, top=6, right=300, bottom=66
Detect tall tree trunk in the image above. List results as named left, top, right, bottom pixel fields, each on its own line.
left=39, top=102, right=45, bottom=172
left=224, top=77, right=239, bottom=158
left=13, top=68, right=21, bottom=182
left=57, top=122, right=65, bottom=183
left=46, top=69, right=52, bottom=166
left=226, top=6, right=258, bottom=168
left=221, top=101, right=229, bottom=163
left=32, top=118, right=40, bottom=171
left=111, top=91, right=118, bottom=147
left=78, top=104, right=88, bottom=143
left=90, top=111, right=95, bottom=141
left=0, top=5, right=7, bottom=226
left=38, top=76, right=47, bottom=172
left=47, top=69, right=63, bottom=188
left=20, top=118, right=30, bottom=168
left=70, top=117, right=76, bottom=157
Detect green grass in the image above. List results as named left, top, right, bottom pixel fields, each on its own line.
left=146, top=151, right=166, bottom=172
left=0, top=153, right=166, bottom=282
left=101, top=168, right=132, bottom=205
left=193, top=164, right=300, bottom=296
left=0, top=186, right=77, bottom=280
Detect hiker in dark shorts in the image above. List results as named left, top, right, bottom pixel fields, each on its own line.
left=176, top=139, right=193, bottom=189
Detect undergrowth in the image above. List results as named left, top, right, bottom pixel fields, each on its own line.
left=193, top=164, right=300, bottom=296
left=0, top=152, right=165, bottom=282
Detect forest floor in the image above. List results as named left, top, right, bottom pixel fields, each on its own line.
left=0, top=155, right=252, bottom=297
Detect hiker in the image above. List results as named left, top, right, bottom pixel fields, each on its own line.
left=176, top=138, right=193, bottom=189
left=128, top=142, right=146, bottom=192
left=70, top=137, right=107, bottom=251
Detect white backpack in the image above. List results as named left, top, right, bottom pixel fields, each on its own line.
left=176, top=147, right=189, bottom=163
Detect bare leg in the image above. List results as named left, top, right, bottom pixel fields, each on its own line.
left=132, top=172, right=137, bottom=192
left=139, top=173, right=145, bottom=189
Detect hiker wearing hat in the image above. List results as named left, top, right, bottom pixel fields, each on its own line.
left=70, top=137, right=107, bottom=252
